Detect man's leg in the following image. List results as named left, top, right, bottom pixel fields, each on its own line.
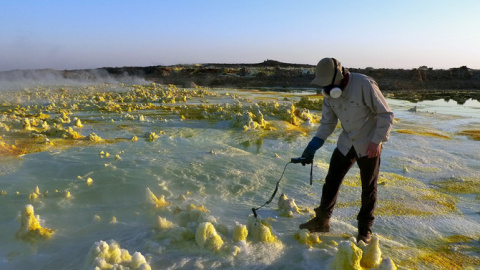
left=300, top=147, right=357, bottom=232
left=316, top=147, right=357, bottom=217
left=356, top=154, right=381, bottom=242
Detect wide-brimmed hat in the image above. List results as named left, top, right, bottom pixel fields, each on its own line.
left=311, top=58, right=344, bottom=86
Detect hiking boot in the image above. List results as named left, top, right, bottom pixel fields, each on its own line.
left=357, top=229, right=372, bottom=244
left=299, top=215, right=330, bottom=233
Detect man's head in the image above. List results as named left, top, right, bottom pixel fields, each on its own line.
left=311, top=58, right=344, bottom=98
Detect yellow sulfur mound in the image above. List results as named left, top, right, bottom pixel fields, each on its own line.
left=330, top=241, right=363, bottom=270
left=29, top=192, right=40, bottom=202
left=186, top=203, right=209, bottom=212
left=94, top=215, right=101, bottom=222
left=157, top=217, right=174, bottom=230
left=247, top=215, right=278, bottom=243
left=74, top=118, right=83, bottom=128
left=64, top=127, right=84, bottom=139
left=110, top=216, right=118, bottom=224
left=232, top=224, right=248, bottom=242
left=329, top=237, right=396, bottom=270
left=145, top=187, right=169, bottom=208
left=86, top=177, right=93, bottom=186
left=360, top=234, right=382, bottom=268
left=294, top=229, right=321, bottom=247
left=28, top=185, right=42, bottom=201
left=277, top=193, right=300, bottom=217
left=376, top=258, right=397, bottom=270
left=86, top=132, right=102, bottom=142
left=16, top=204, right=54, bottom=243
left=145, top=132, right=159, bottom=141
left=195, top=222, right=224, bottom=252
left=130, top=252, right=151, bottom=269
left=23, top=118, right=32, bottom=130
left=84, top=239, right=151, bottom=270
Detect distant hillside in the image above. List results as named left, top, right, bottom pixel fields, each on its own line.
left=103, top=60, right=480, bottom=92
left=2, top=60, right=480, bottom=102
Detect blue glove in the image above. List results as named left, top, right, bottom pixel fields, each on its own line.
left=301, top=137, right=325, bottom=165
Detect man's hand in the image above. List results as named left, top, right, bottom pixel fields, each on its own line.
left=301, top=137, right=325, bottom=166
left=366, top=142, right=381, bottom=158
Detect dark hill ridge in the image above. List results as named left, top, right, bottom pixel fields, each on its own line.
left=100, top=60, right=480, bottom=91
left=1, top=60, right=479, bottom=103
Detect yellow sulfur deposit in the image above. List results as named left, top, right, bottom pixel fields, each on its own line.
left=23, top=118, right=32, bottom=130
left=145, top=187, right=169, bottom=208
left=195, top=222, right=224, bottom=252
left=458, top=129, right=480, bottom=141
left=172, top=204, right=225, bottom=241
left=130, top=252, right=151, bottom=269
left=64, top=127, right=84, bottom=139
left=29, top=192, right=39, bottom=202
left=84, top=239, right=151, bottom=270
left=360, top=234, right=382, bottom=268
left=186, top=203, right=209, bottom=212
left=145, top=132, right=159, bottom=141
left=395, top=129, right=450, bottom=139
left=16, top=204, right=54, bottom=242
left=340, top=172, right=458, bottom=217
left=247, top=215, right=278, bottom=243
left=0, top=139, right=25, bottom=156
left=294, top=229, right=321, bottom=247
left=157, top=217, right=174, bottom=230
left=74, top=117, right=83, bottom=127
left=376, top=258, right=397, bottom=270
left=232, top=223, right=248, bottom=242
left=0, top=84, right=323, bottom=157
left=330, top=241, right=363, bottom=270
left=86, top=132, right=102, bottom=142
left=431, top=177, right=480, bottom=194
left=86, top=177, right=93, bottom=186
left=277, top=193, right=300, bottom=217
left=28, top=186, right=42, bottom=202
left=110, top=217, right=118, bottom=224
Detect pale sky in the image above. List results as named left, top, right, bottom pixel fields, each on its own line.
left=1, top=0, right=479, bottom=72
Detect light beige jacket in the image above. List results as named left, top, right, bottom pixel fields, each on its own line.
left=315, top=73, right=394, bottom=157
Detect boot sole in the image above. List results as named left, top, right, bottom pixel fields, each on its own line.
left=357, top=233, right=372, bottom=243
left=357, top=237, right=371, bottom=244
left=299, top=225, right=330, bottom=233
left=309, top=227, right=330, bottom=233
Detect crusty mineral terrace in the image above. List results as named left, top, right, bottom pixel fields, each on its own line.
left=0, top=83, right=323, bottom=156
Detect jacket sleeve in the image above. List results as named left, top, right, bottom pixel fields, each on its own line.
left=315, top=98, right=338, bottom=140
left=364, top=78, right=394, bottom=144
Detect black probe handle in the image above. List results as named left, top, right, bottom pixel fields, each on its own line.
left=292, top=157, right=314, bottom=186
left=291, top=157, right=308, bottom=163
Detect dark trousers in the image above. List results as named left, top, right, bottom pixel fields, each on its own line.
left=315, top=147, right=380, bottom=230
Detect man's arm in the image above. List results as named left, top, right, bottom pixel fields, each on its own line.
left=364, top=78, right=394, bottom=145
left=315, top=98, right=338, bottom=140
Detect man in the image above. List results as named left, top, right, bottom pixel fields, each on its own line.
left=299, top=57, right=394, bottom=243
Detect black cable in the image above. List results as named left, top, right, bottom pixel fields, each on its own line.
left=310, top=162, right=313, bottom=185
left=252, top=161, right=291, bottom=218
